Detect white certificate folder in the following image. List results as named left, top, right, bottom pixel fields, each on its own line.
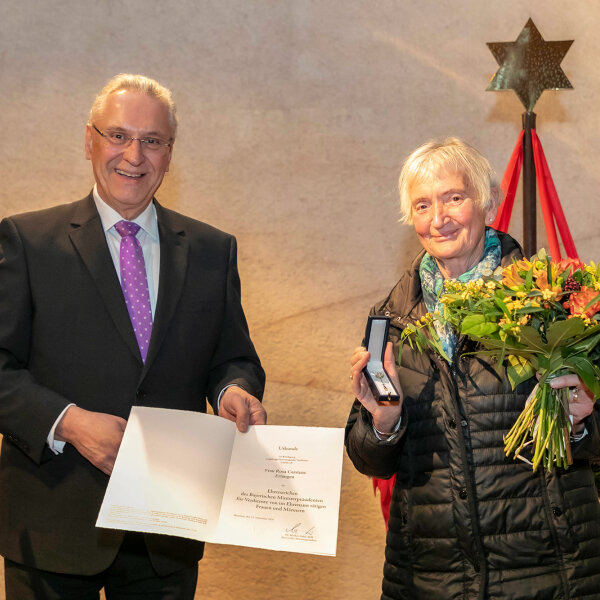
left=96, top=407, right=344, bottom=556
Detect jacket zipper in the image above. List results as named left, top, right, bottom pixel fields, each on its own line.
left=448, top=338, right=488, bottom=599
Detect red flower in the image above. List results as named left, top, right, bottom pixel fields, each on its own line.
left=557, top=257, right=585, bottom=277
left=569, top=286, right=600, bottom=318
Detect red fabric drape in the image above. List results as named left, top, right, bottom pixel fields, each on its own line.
left=372, top=131, right=578, bottom=527
left=372, top=475, right=395, bottom=529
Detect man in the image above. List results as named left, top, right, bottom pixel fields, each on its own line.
left=0, top=74, right=266, bottom=599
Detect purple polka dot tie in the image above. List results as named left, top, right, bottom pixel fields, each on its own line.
left=114, top=220, right=153, bottom=362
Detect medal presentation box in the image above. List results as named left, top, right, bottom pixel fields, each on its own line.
left=362, top=316, right=400, bottom=405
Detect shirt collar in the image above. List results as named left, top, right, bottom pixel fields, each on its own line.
left=92, top=185, right=159, bottom=240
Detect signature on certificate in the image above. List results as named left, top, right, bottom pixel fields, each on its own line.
left=283, top=523, right=317, bottom=541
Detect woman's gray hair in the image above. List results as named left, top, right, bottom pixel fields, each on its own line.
left=398, top=137, right=501, bottom=224
left=89, top=73, right=178, bottom=139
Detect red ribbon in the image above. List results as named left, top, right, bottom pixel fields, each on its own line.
left=531, top=130, right=579, bottom=260
left=491, top=131, right=523, bottom=234
left=491, top=129, right=578, bottom=261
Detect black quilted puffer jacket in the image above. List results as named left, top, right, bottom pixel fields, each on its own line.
left=345, top=232, right=600, bottom=600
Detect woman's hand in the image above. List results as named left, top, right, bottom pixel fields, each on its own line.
left=350, top=341, right=403, bottom=434
left=548, top=374, right=595, bottom=434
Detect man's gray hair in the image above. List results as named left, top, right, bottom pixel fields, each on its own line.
left=89, top=73, right=178, bottom=139
left=398, top=137, right=501, bottom=224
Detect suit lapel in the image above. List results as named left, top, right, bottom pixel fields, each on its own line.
left=68, top=194, right=142, bottom=363
left=141, top=201, right=190, bottom=376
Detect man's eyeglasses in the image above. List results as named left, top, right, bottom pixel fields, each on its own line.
left=92, top=124, right=172, bottom=151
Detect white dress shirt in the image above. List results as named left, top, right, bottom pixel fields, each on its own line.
left=93, top=187, right=160, bottom=317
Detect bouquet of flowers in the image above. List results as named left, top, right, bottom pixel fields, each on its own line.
left=401, top=249, right=600, bottom=472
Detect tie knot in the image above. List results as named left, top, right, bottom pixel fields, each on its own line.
left=115, top=220, right=141, bottom=238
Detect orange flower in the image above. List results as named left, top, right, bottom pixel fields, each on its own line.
left=569, top=286, right=600, bottom=318
left=535, top=270, right=563, bottom=300
left=502, top=263, right=525, bottom=289
left=517, top=258, right=544, bottom=277
left=514, top=258, right=533, bottom=270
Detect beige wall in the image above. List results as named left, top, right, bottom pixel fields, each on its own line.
left=1, top=1, right=599, bottom=598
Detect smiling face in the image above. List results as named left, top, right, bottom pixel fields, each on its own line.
left=84, top=90, right=174, bottom=219
left=410, top=169, right=497, bottom=279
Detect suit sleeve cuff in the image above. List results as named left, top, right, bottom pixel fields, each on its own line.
left=47, top=404, right=76, bottom=455
left=216, top=384, right=247, bottom=413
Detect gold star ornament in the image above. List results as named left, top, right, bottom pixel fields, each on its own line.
left=487, top=18, right=573, bottom=111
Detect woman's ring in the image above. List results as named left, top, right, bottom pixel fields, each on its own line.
left=572, top=387, right=579, bottom=400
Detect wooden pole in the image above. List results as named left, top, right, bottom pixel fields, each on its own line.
left=522, top=111, right=537, bottom=257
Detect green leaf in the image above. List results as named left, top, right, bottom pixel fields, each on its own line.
left=399, top=322, right=450, bottom=363
left=494, top=293, right=511, bottom=318
left=546, top=350, right=567, bottom=373
left=474, top=341, right=540, bottom=376
left=464, top=322, right=499, bottom=337
left=537, top=355, right=552, bottom=374
left=525, top=264, right=534, bottom=290
left=564, top=334, right=600, bottom=355
left=519, top=326, right=549, bottom=353
left=545, top=318, right=586, bottom=350
left=507, top=354, right=535, bottom=388
left=518, top=306, right=545, bottom=315
left=460, top=314, right=499, bottom=337
left=481, top=306, right=504, bottom=319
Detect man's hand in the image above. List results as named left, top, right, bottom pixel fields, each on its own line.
left=350, top=341, right=403, bottom=435
left=219, top=386, right=266, bottom=432
left=55, top=406, right=127, bottom=475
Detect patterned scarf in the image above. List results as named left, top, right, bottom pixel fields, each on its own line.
left=419, top=227, right=501, bottom=361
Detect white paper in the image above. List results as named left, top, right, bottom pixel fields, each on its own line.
left=97, top=407, right=344, bottom=556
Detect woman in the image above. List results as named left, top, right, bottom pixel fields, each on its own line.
left=345, top=138, right=600, bottom=600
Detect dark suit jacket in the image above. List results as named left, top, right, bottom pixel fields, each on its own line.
left=0, top=193, right=265, bottom=576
